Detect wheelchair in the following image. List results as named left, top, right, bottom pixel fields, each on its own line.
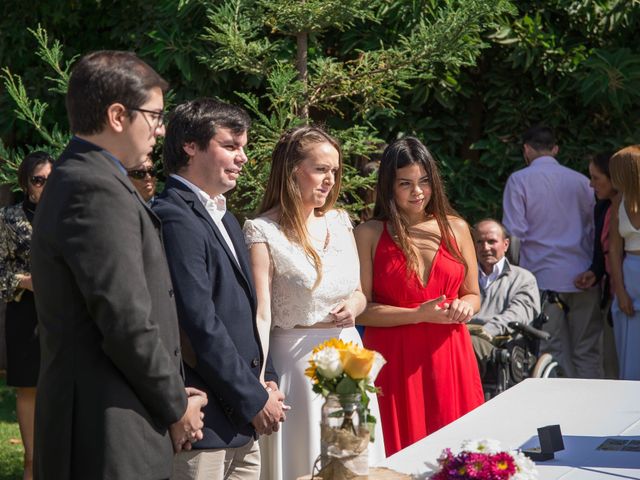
left=479, top=311, right=560, bottom=400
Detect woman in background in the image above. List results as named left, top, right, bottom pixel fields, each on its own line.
left=0, top=151, right=54, bottom=480
left=244, top=126, right=385, bottom=480
left=355, top=137, right=483, bottom=456
left=574, top=151, right=618, bottom=378
left=125, top=155, right=157, bottom=204
left=609, top=145, right=640, bottom=380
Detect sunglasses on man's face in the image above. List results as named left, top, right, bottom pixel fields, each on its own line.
left=127, top=168, right=157, bottom=180
left=30, top=175, right=48, bottom=187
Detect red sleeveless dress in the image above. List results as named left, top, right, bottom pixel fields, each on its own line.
left=363, top=223, right=484, bottom=456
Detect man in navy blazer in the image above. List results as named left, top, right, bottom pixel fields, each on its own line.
left=153, top=98, right=285, bottom=479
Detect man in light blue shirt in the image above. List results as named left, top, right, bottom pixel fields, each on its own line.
left=502, top=125, right=602, bottom=378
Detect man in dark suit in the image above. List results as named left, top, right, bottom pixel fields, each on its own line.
left=154, top=98, right=285, bottom=479
left=30, top=51, right=207, bottom=479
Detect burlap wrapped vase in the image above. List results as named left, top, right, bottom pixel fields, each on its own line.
left=317, top=393, right=369, bottom=479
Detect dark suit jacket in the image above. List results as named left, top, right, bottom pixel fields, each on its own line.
left=31, top=138, right=187, bottom=479
left=153, top=177, right=277, bottom=449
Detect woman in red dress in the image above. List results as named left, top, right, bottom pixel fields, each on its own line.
left=355, top=137, right=483, bottom=456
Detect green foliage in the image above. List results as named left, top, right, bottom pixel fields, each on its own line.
left=0, top=378, right=22, bottom=480
left=261, top=0, right=376, bottom=34
left=407, top=0, right=640, bottom=222
left=579, top=48, right=640, bottom=112
left=30, top=25, right=77, bottom=96
left=2, top=68, right=55, bottom=148
left=1, top=26, right=71, bottom=185
left=1, top=0, right=638, bottom=224
left=198, top=0, right=514, bottom=215
left=0, top=141, right=24, bottom=190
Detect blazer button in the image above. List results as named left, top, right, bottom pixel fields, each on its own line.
left=174, top=348, right=180, bottom=356
left=251, top=358, right=260, bottom=368
left=169, top=289, right=174, bottom=298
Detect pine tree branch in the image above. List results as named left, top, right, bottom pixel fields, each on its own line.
left=1, top=68, right=56, bottom=146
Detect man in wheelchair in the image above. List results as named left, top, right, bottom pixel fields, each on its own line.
left=469, top=219, right=550, bottom=397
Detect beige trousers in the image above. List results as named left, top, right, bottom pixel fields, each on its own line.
left=541, top=288, right=603, bottom=378
left=172, top=439, right=260, bottom=480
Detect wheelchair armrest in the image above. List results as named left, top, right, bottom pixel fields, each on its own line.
left=508, top=321, right=551, bottom=341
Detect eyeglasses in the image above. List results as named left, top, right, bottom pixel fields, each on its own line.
left=128, top=107, right=165, bottom=130
left=127, top=168, right=157, bottom=180
left=30, top=175, right=48, bottom=187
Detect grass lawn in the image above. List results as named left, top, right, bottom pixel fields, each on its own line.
left=0, top=377, right=22, bottom=480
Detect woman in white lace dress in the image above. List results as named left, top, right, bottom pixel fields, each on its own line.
left=244, top=126, right=385, bottom=480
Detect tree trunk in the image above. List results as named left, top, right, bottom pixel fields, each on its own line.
left=459, top=57, right=488, bottom=163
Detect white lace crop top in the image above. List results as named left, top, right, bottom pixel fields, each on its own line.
left=618, top=196, right=640, bottom=251
left=243, top=210, right=360, bottom=329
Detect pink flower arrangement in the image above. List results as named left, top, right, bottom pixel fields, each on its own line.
left=431, top=440, right=537, bottom=480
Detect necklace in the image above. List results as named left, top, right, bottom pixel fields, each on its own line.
left=321, top=215, right=331, bottom=253
left=310, top=215, right=331, bottom=254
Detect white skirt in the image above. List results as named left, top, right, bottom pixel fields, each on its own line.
left=259, top=326, right=386, bottom=480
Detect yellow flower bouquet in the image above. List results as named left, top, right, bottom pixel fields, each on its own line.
left=306, top=338, right=386, bottom=478
left=306, top=339, right=386, bottom=418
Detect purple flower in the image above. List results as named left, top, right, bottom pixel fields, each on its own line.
left=464, top=452, right=491, bottom=478
left=430, top=443, right=531, bottom=480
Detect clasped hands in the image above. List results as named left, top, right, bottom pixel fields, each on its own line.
left=170, top=387, right=208, bottom=453
left=330, top=300, right=356, bottom=328
left=252, top=381, right=289, bottom=435
left=418, top=295, right=474, bottom=324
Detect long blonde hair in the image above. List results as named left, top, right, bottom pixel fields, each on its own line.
left=258, top=126, right=343, bottom=285
left=611, top=145, right=640, bottom=214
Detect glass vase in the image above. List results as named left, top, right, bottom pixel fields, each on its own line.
left=319, top=393, right=369, bottom=478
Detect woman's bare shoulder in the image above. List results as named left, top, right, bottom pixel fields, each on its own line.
left=446, top=215, right=471, bottom=233
left=355, top=219, right=383, bottom=234
left=354, top=219, right=384, bottom=242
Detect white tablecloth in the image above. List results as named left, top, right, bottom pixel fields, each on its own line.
left=378, top=378, right=640, bottom=479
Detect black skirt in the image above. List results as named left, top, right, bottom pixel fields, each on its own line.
left=5, top=290, right=40, bottom=387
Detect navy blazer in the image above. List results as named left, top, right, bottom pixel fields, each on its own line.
left=153, top=177, right=277, bottom=448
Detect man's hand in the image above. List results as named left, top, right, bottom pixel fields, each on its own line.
left=252, top=389, right=286, bottom=435
left=16, top=274, right=33, bottom=292
left=574, top=270, right=596, bottom=290
left=169, top=388, right=208, bottom=453
left=264, top=380, right=279, bottom=392
left=264, top=381, right=291, bottom=424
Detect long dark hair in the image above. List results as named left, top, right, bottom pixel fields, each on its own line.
left=18, top=151, right=54, bottom=193
left=373, top=136, right=465, bottom=275
left=590, top=151, right=614, bottom=179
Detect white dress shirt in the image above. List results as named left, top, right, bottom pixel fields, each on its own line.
left=170, top=174, right=239, bottom=265
left=478, top=256, right=506, bottom=291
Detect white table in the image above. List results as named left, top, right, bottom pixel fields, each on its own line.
left=378, top=378, right=640, bottom=479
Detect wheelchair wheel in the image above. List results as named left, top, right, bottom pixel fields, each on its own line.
left=542, top=361, right=560, bottom=378
left=531, top=353, right=559, bottom=378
